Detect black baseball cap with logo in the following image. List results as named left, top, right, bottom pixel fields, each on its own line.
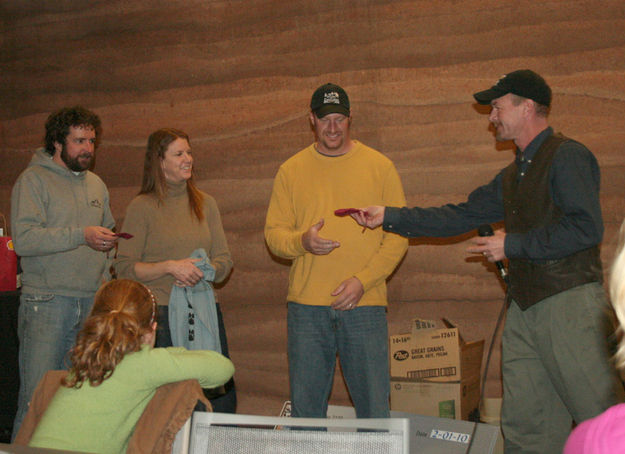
left=310, top=83, right=350, bottom=118
left=473, top=70, right=552, bottom=107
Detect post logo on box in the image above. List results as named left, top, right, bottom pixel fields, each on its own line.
left=393, top=350, right=409, bottom=361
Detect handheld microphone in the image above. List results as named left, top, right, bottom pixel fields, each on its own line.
left=477, top=224, right=508, bottom=282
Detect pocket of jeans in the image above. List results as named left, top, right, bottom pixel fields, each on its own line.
left=22, top=293, right=55, bottom=304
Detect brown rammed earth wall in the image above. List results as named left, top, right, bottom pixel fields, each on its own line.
left=1, top=0, right=625, bottom=416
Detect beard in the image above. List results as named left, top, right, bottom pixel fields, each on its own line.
left=61, top=147, right=93, bottom=171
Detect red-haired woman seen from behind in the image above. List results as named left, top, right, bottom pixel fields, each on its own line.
left=28, top=279, right=234, bottom=454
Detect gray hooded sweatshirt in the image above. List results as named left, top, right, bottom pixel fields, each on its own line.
left=10, top=148, right=115, bottom=297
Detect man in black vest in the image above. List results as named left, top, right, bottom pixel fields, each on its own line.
left=350, top=70, right=624, bottom=453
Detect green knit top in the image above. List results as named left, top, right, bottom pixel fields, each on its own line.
left=29, top=345, right=234, bottom=453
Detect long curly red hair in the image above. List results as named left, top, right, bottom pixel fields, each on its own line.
left=63, top=279, right=157, bottom=388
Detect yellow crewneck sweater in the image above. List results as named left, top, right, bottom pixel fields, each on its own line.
left=265, top=141, right=408, bottom=306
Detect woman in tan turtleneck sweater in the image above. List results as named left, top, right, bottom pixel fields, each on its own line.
left=115, top=128, right=236, bottom=412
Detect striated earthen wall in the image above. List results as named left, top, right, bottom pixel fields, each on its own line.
left=1, top=0, right=624, bottom=416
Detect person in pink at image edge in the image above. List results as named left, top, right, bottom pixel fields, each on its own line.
left=563, top=218, right=625, bottom=454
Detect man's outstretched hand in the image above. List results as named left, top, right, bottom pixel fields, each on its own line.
left=350, top=206, right=385, bottom=229
left=302, top=219, right=340, bottom=255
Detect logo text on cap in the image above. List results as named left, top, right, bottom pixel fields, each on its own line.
left=323, top=92, right=340, bottom=105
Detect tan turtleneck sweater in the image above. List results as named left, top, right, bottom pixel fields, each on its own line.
left=115, top=182, right=233, bottom=305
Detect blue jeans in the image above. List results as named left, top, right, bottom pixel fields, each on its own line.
left=12, top=293, right=93, bottom=438
left=287, top=302, right=390, bottom=419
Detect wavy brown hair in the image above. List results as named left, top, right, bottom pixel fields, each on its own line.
left=139, top=128, right=204, bottom=221
left=63, top=279, right=157, bottom=388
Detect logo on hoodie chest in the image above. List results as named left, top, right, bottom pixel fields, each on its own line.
left=90, top=199, right=102, bottom=209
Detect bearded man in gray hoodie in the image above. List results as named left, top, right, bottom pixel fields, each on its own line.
left=10, top=106, right=117, bottom=437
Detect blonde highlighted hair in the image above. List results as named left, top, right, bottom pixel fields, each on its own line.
left=611, top=220, right=625, bottom=368
left=63, top=279, right=157, bottom=388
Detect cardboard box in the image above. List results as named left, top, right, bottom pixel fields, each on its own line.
left=390, top=318, right=483, bottom=382
left=389, top=318, right=484, bottom=420
left=390, top=374, right=481, bottom=421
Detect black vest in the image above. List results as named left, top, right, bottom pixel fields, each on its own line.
left=502, top=133, right=603, bottom=310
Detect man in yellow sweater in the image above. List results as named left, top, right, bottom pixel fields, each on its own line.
left=264, top=83, right=408, bottom=418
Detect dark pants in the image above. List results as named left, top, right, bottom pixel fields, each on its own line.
left=155, top=304, right=236, bottom=413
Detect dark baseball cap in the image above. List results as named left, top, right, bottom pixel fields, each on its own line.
left=310, top=83, right=350, bottom=118
left=473, top=70, right=552, bottom=107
